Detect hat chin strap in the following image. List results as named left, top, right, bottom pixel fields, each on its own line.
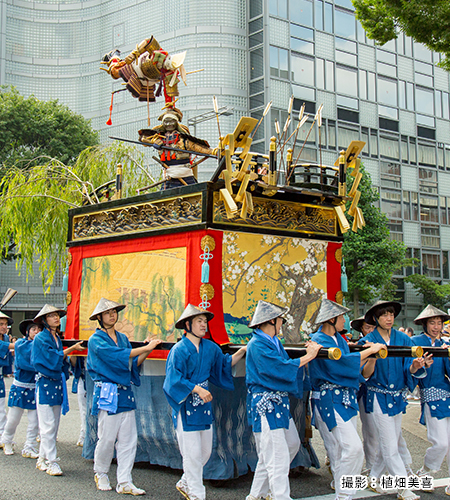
left=326, top=317, right=338, bottom=333
left=185, top=319, right=202, bottom=339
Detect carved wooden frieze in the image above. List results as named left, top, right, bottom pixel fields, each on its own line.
left=72, top=194, right=202, bottom=240
left=213, top=193, right=337, bottom=236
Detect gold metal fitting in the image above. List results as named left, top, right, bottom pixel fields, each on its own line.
left=411, top=345, right=424, bottom=358
left=328, top=347, right=342, bottom=360
left=376, top=348, right=388, bottom=359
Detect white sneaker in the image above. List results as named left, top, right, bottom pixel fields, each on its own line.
left=95, top=473, right=112, bottom=491
left=22, top=448, right=39, bottom=459
left=397, top=489, right=420, bottom=500
left=36, top=457, right=48, bottom=471
left=76, top=439, right=83, bottom=447
left=46, top=461, right=63, bottom=476
left=116, top=482, right=145, bottom=495
left=3, top=443, right=14, bottom=455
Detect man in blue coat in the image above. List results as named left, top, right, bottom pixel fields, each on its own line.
left=360, top=300, right=429, bottom=500
left=163, top=304, right=246, bottom=500
left=245, top=300, right=322, bottom=500
left=411, top=304, right=449, bottom=493
left=87, top=297, right=162, bottom=495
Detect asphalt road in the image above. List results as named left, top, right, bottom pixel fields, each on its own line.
left=0, top=378, right=449, bottom=500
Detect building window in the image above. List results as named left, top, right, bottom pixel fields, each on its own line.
left=250, top=48, right=264, bottom=80
left=417, top=142, right=436, bottom=167
left=380, top=135, right=400, bottom=160
left=421, top=227, right=440, bottom=249
left=334, top=8, right=356, bottom=39
left=422, top=252, right=441, bottom=276
left=291, top=53, right=314, bottom=86
left=416, top=87, right=435, bottom=116
left=378, top=77, right=398, bottom=107
left=419, top=168, right=438, bottom=194
left=380, top=161, right=401, bottom=188
left=336, top=65, right=358, bottom=97
left=270, top=46, right=289, bottom=79
left=419, top=195, right=439, bottom=223
left=381, top=189, right=402, bottom=219
left=291, top=24, right=314, bottom=54
left=269, top=0, right=287, bottom=18
left=290, top=0, right=313, bottom=26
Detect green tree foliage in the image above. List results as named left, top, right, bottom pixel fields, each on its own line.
left=0, top=86, right=99, bottom=167
left=405, top=274, right=450, bottom=310
left=352, top=0, right=450, bottom=71
left=342, top=164, right=409, bottom=315
left=0, top=142, right=155, bottom=289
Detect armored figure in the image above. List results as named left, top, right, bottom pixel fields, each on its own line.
left=139, top=102, right=216, bottom=190
left=101, top=36, right=186, bottom=104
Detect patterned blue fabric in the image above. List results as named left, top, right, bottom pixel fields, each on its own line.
left=309, top=328, right=362, bottom=431
left=359, top=328, right=418, bottom=416
left=82, top=372, right=319, bottom=479
left=246, top=329, right=302, bottom=432
left=412, top=333, right=450, bottom=424
left=36, top=374, right=64, bottom=406
left=8, top=384, right=36, bottom=410
left=163, top=335, right=233, bottom=431
left=87, top=328, right=140, bottom=416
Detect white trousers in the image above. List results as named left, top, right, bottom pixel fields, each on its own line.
left=315, top=409, right=363, bottom=500
left=36, top=402, right=61, bottom=463
left=94, top=410, right=137, bottom=485
left=369, top=397, right=408, bottom=479
left=0, top=397, right=7, bottom=436
left=77, top=381, right=87, bottom=442
left=423, top=404, right=450, bottom=473
left=359, top=398, right=411, bottom=471
left=249, top=416, right=300, bottom=500
left=176, top=415, right=213, bottom=500
left=2, top=406, right=39, bottom=451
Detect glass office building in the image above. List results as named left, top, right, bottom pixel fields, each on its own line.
left=1, top=0, right=450, bottom=327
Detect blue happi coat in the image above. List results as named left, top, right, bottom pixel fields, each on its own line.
left=359, top=328, right=420, bottom=416
left=8, top=338, right=37, bottom=410
left=411, top=333, right=450, bottom=424
left=163, top=335, right=234, bottom=431
left=0, top=333, right=11, bottom=399
left=87, top=328, right=140, bottom=415
left=31, top=328, right=70, bottom=406
left=246, top=329, right=304, bottom=432
left=309, top=328, right=362, bottom=431
left=71, top=356, right=86, bottom=394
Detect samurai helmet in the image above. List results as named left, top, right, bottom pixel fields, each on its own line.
left=89, top=298, right=125, bottom=321
left=350, top=316, right=366, bottom=333
left=0, top=311, right=13, bottom=326
left=34, top=304, right=66, bottom=324
left=364, top=300, right=401, bottom=326
left=19, top=319, right=41, bottom=337
left=248, top=301, right=289, bottom=329
left=175, top=304, right=214, bottom=330
left=414, top=304, right=450, bottom=325
left=315, top=298, right=350, bottom=326
left=158, top=101, right=183, bottom=123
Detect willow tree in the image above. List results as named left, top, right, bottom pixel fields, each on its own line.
left=0, top=142, right=156, bottom=289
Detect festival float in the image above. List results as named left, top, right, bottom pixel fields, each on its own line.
left=63, top=36, right=366, bottom=479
